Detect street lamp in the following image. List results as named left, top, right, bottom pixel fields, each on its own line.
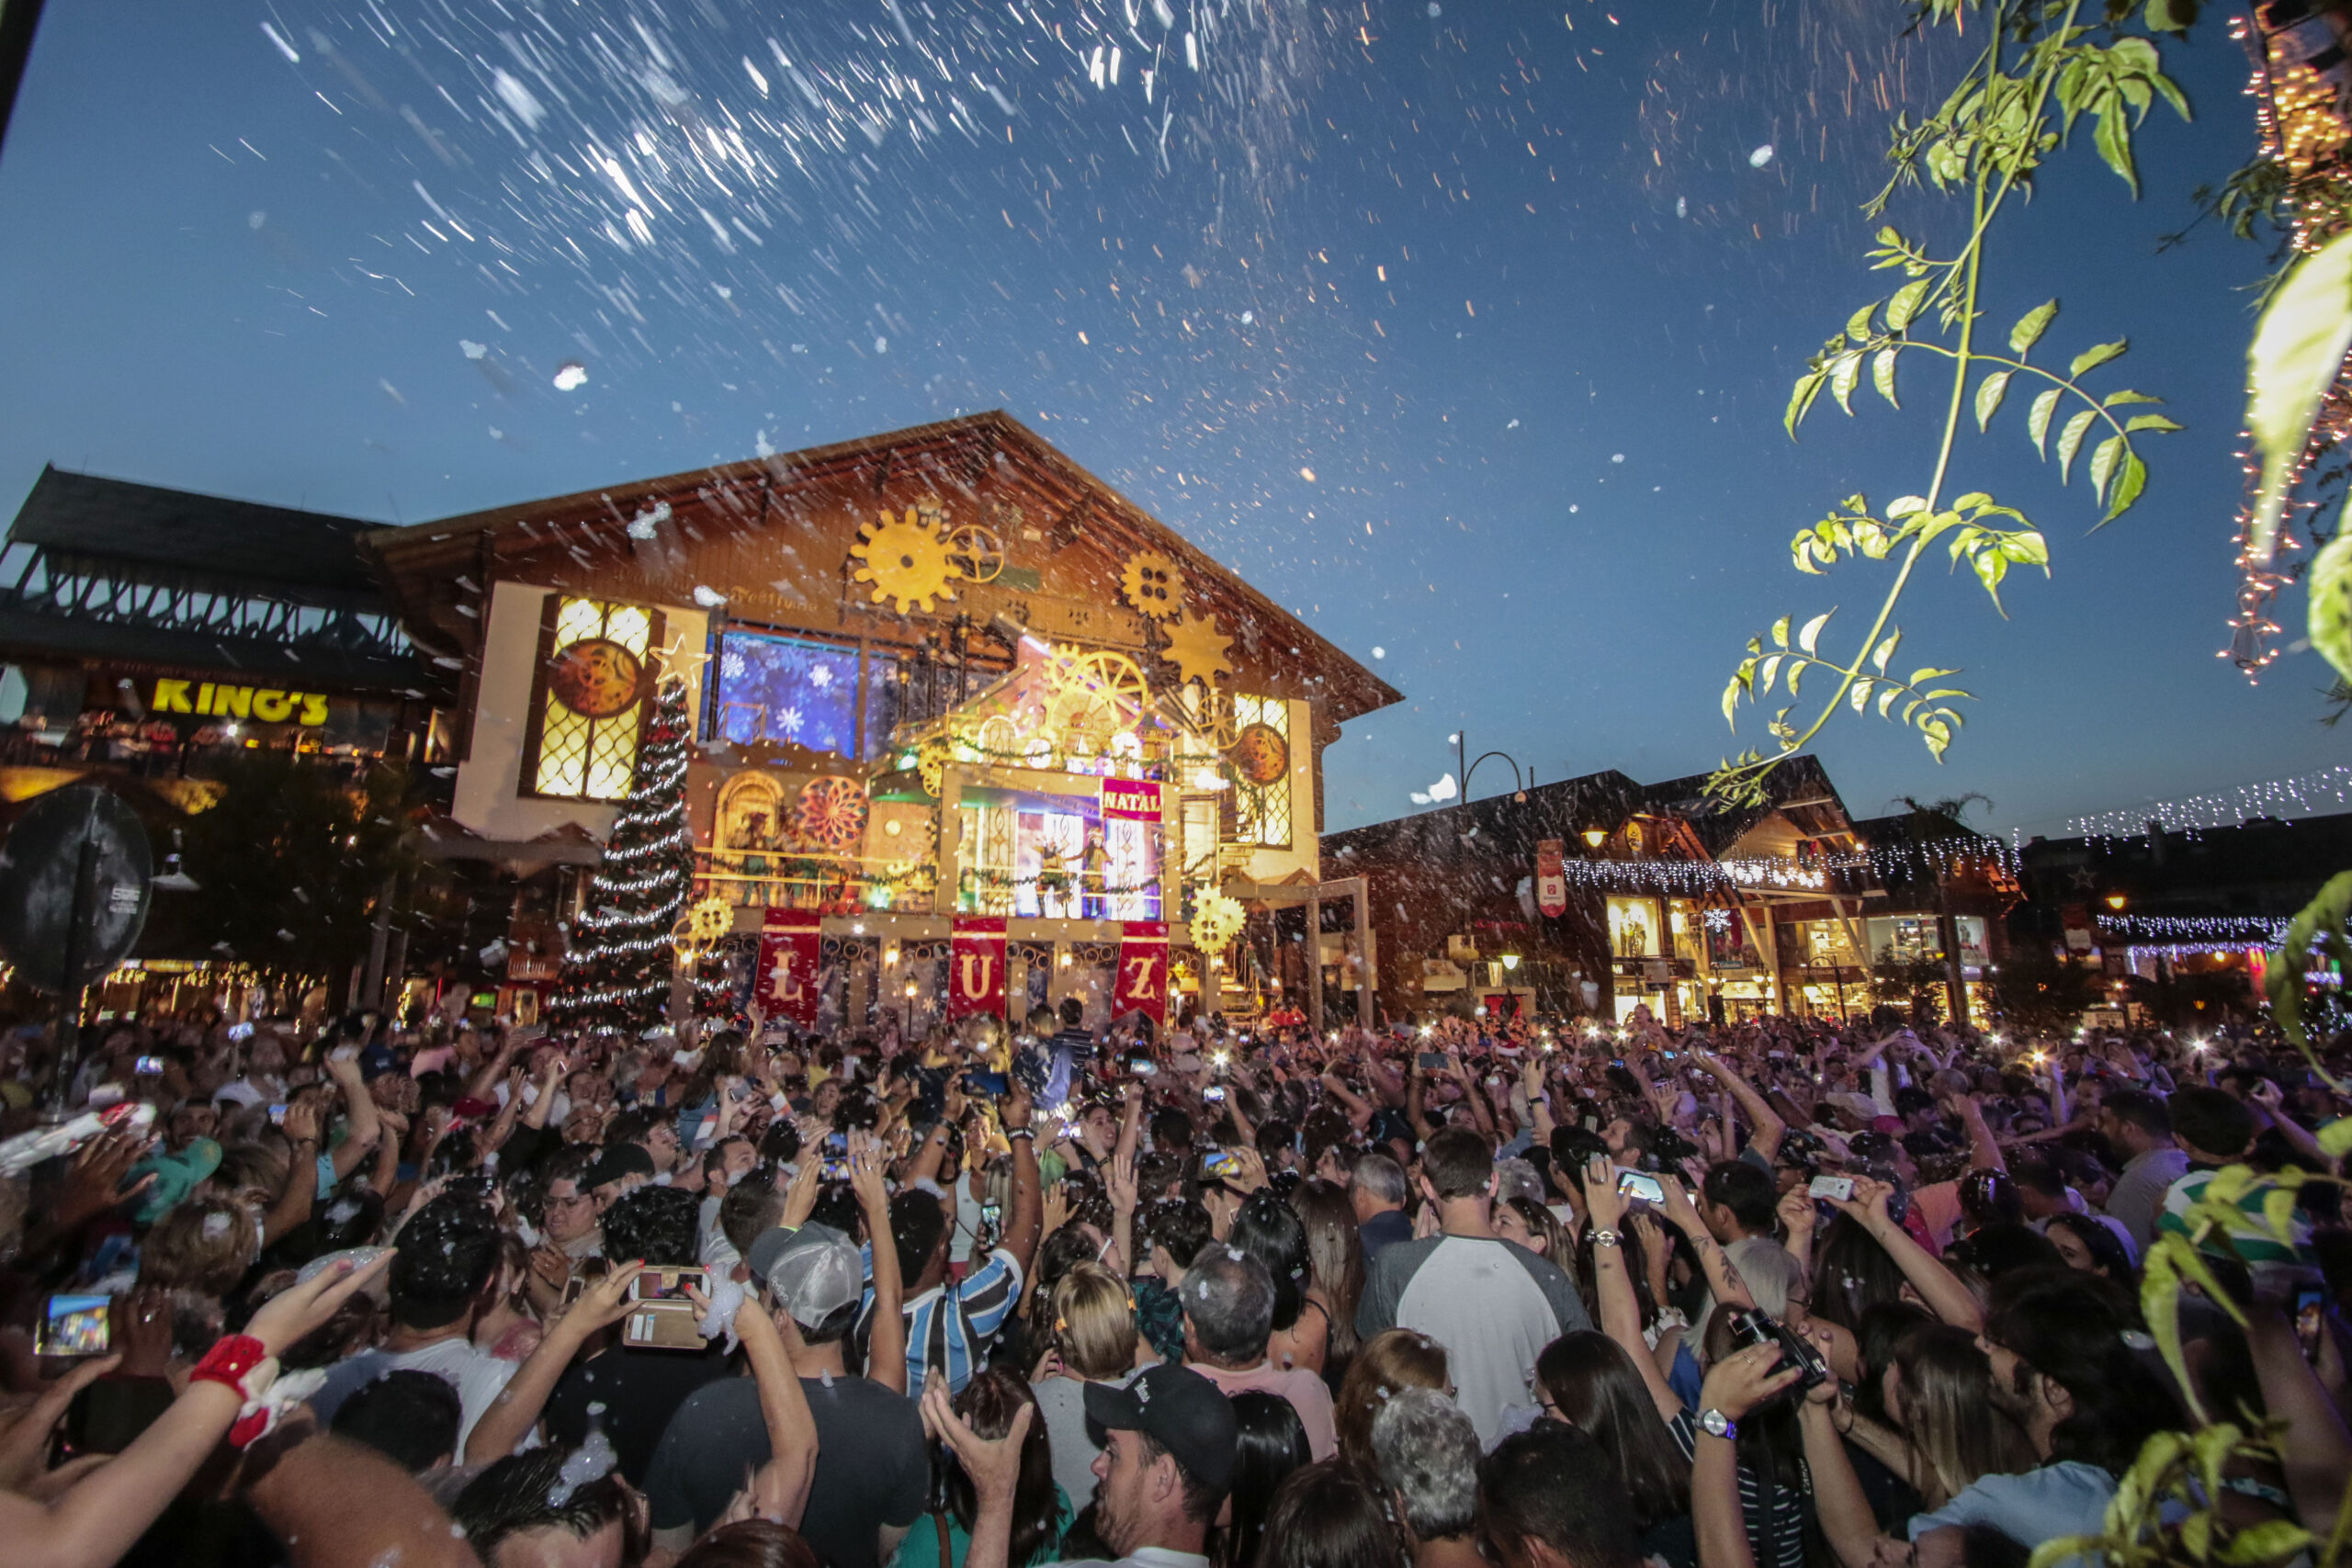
left=1582, top=827, right=1608, bottom=849
left=1501, top=953, right=1521, bottom=972
left=1452, top=732, right=1532, bottom=805
left=2104, top=893, right=2128, bottom=911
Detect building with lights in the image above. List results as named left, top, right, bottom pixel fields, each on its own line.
left=1324, top=756, right=1916, bottom=1025
left=367, top=412, right=1400, bottom=1032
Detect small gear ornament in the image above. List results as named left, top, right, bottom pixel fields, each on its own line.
left=1120, top=550, right=1186, bottom=621
left=1159, top=609, right=1234, bottom=691
left=852, top=506, right=962, bottom=615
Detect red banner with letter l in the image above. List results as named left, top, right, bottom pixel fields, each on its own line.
left=756, top=909, right=822, bottom=1027
left=1536, top=840, right=1567, bottom=919
left=950, top=917, right=1009, bottom=1021
left=1114, top=920, right=1170, bottom=1026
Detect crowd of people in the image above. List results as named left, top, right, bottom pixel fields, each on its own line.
left=0, top=991, right=2346, bottom=1568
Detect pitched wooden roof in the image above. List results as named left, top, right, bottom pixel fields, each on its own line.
left=368, top=411, right=1402, bottom=724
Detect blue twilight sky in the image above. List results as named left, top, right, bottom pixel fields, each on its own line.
left=0, top=0, right=2335, bottom=840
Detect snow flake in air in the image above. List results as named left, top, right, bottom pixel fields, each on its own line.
left=692, top=586, right=726, bottom=608
left=459, top=340, right=488, bottom=360
left=627, top=502, right=672, bottom=540
left=553, top=361, right=588, bottom=391
left=1748, top=144, right=1775, bottom=168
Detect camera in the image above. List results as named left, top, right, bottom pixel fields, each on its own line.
left=1726, top=1307, right=1831, bottom=1397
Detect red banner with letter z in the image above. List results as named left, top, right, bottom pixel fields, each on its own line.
left=1114, top=920, right=1170, bottom=1026
left=950, top=917, right=1009, bottom=1021
left=756, top=909, right=822, bottom=1027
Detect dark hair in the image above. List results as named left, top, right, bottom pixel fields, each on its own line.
left=2168, top=1087, right=2258, bottom=1160
left=451, top=1447, right=647, bottom=1562
left=1959, top=1170, right=2025, bottom=1231
left=759, top=1119, right=804, bottom=1167
left=891, top=1189, right=949, bottom=1283
left=1229, top=1190, right=1311, bottom=1333
left=601, top=1183, right=703, bottom=1267
left=720, top=1170, right=786, bottom=1257
left=2099, top=1089, right=2170, bottom=1141
left=1140, top=1428, right=1228, bottom=1526
left=1060, top=996, right=1086, bottom=1028
left=1532, top=1333, right=1690, bottom=1532
left=1183, top=1244, right=1276, bottom=1363
left=1034, top=1221, right=1107, bottom=1312
left=1142, top=1198, right=1213, bottom=1269
left=1255, top=1460, right=1407, bottom=1568
left=606, top=1106, right=673, bottom=1150
left=1852, top=1301, right=1936, bottom=1427
left=1701, top=1159, right=1779, bottom=1234
left=942, top=1371, right=1057, bottom=1568
left=1983, top=1268, right=2182, bottom=1475
left=1420, top=1127, right=1493, bottom=1200
left=1216, top=1392, right=1313, bottom=1568
left=2008, top=1156, right=2068, bottom=1202
left=1946, top=1223, right=2064, bottom=1281
left=1810, top=1212, right=1911, bottom=1333
left=389, top=1197, right=502, bottom=1331
left=331, top=1370, right=461, bottom=1472
left=2045, top=1213, right=2135, bottom=1280
left=676, top=1522, right=825, bottom=1568
left=1476, top=1423, right=1641, bottom=1568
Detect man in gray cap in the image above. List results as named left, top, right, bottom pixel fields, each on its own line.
left=647, top=1149, right=921, bottom=1568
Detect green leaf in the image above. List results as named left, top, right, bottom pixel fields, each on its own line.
left=2103, top=450, right=2147, bottom=522
left=1845, top=302, right=1878, bottom=343
left=2009, top=300, right=2057, bottom=355
left=1871, top=348, right=1900, bottom=409
left=2307, top=525, right=2352, bottom=686
left=2220, top=1521, right=2312, bottom=1566
left=1797, top=612, right=1832, bottom=656
left=2267, top=870, right=2352, bottom=1055
left=1871, top=633, right=1900, bottom=673
left=2057, top=410, right=2097, bottom=482
left=1829, top=352, right=1862, bottom=415
left=1848, top=679, right=1873, bottom=714
left=1884, top=279, right=1930, bottom=331
left=1887, top=495, right=1929, bottom=518
left=2094, top=102, right=2139, bottom=194
left=1721, top=677, right=1743, bottom=728
left=2144, top=0, right=2199, bottom=34
left=1999, top=532, right=2049, bottom=568
left=2247, top=229, right=2352, bottom=564
left=1771, top=615, right=1791, bottom=649
left=1973, top=370, right=2013, bottom=432
left=2070, top=340, right=2128, bottom=378
left=2123, top=412, right=2181, bottom=434
left=1921, top=716, right=1952, bottom=761
left=1876, top=686, right=1901, bottom=717
left=1784, top=369, right=1827, bottom=437
left=2319, top=1114, right=2352, bottom=1160
left=1906, top=668, right=1960, bottom=686
left=2028, top=388, right=2062, bottom=457
left=1757, top=654, right=1785, bottom=694
left=1973, top=549, right=2010, bottom=613
left=2102, top=389, right=2160, bottom=407
left=2088, top=434, right=2125, bottom=504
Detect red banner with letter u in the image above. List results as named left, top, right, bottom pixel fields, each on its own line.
left=756, top=909, right=822, bottom=1027
left=1114, top=920, right=1170, bottom=1026
left=950, top=917, right=1009, bottom=1021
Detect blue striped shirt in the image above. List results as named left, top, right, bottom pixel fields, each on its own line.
left=857, top=1247, right=1024, bottom=1395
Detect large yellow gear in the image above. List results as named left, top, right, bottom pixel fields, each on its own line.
left=1046, top=648, right=1149, bottom=750
left=1120, top=550, right=1187, bottom=621
left=1188, top=888, right=1247, bottom=953
left=1159, top=609, right=1234, bottom=691
left=852, top=506, right=961, bottom=615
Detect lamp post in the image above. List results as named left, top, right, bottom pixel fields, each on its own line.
left=1453, top=732, right=1532, bottom=804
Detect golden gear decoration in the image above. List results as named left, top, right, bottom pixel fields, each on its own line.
left=1159, top=610, right=1234, bottom=692
left=1186, top=687, right=1241, bottom=751
left=1120, top=550, right=1187, bottom=621
left=686, top=894, right=734, bottom=944
left=945, top=525, right=1005, bottom=584
left=1188, top=888, right=1247, bottom=953
left=852, top=506, right=962, bottom=615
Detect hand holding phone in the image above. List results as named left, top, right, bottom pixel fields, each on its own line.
left=1616, top=1170, right=1666, bottom=1206
left=37, top=1293, right=113, bottom=1359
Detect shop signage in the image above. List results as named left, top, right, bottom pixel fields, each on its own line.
left=152, top=679, right=332, bottom=726
left=950, top=917, right=1008, bottom=1021
left=1114, top=919, right=1169, bottom=1025
left=756, top=909, right=822, bottom=1026
left=1536, top=840, right=1566, bottom=918
left=1102, top=778, right=1161, bottom=821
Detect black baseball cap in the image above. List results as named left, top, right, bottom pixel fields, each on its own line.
left=1082, top=1364, right=1238, bottom=1496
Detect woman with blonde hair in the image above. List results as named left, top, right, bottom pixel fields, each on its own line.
left=1333, top=1328, right=1450, bottom=1472
left=1029, top=1260, right=1148, bottom=1510
left=1858, top=1320, right=2037, bottom=1512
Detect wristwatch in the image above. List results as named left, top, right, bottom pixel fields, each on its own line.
left=1698, top=1407, right=1737, bottom=1439
left=1589, top=1227, right=1622, bottom=1248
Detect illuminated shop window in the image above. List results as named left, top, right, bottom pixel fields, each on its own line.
left=1229, top=694, right=1292, bottom=848
left=528, top=596, right=660, bottom=801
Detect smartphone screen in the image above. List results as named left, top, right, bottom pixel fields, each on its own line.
left=38, top=1294, right=111, bottom=1358
left=629, top=1269, right=707, bottom=1303
left=1127, top=1056, right=1158, bottom=1077
left=2299, top=1289, right=2326, bottom=1359
left=1204, top=1150, right=1242, bottom=1179
left=267, top=1103, right=288, bottom=1125
left=133, top=1056, right=164, bottom=1077
left=1417, top=1052, right=1448, bottom=1071
left=1616, top=1170, right=1666, bottom=1206
left=1204, top=1086, right=1227, bottom=1102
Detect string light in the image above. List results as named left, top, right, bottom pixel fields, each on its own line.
left=2100, top=915, right=2289, bottom=942
left=2059, top=763, right=2352, bottom=839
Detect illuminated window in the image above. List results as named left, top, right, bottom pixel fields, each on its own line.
left=524, top=595, right=662, bottom=801
left=1230, top=694, right=1292, bottom=848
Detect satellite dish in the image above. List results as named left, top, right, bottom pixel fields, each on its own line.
left=0, top=784, right=153, bottom=993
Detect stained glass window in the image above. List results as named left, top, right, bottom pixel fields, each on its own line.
left=529, top=597, right=656, bottom=801
left=711, top=630, right=897, bottom=760
left=1231, top=694, right=1292, bottom=848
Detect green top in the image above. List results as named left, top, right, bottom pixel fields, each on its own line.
left=893, top=1483, right=1073, bottom=1568
left=2154, top=1168, right=2313, bottom=1267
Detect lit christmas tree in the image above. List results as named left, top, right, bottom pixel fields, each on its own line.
left=549, top=674, right=696, bottom=1032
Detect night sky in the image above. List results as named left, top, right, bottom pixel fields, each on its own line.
left=0, top=0, right=2333, bottom=841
